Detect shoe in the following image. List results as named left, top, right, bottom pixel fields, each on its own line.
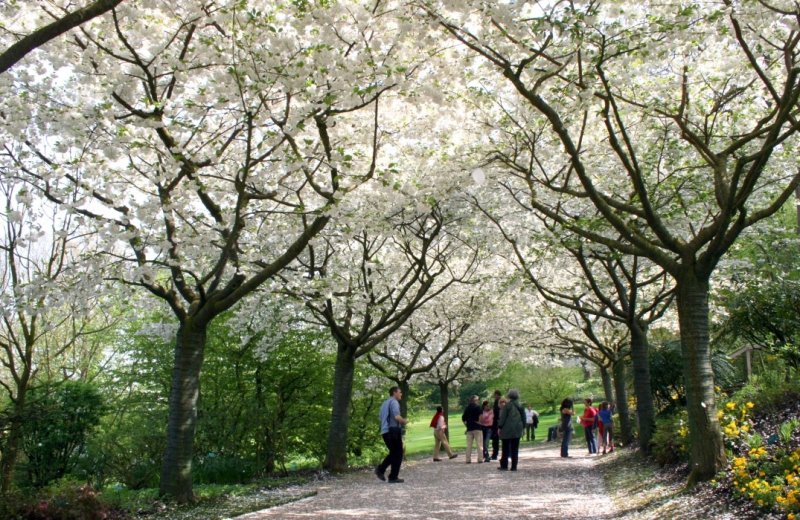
left=484, top=457, right=490, bottom=463
left=491, top=456, right=497, bottom=460
left=497, top=466, right=508, bottom=471
left=388, top=478, right=404, bottom=483
left=433, top=458, right=442, bottom=461
left=510, top=468, right=517, bottom=471
left=602, top=450, right=606, bottom=455
left=449, top=454, right=458, bottom=459
left=374, top=467, right=385, bottom=481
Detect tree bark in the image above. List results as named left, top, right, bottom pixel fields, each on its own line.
left=439, top=380, right=450, bottom=441
left=612, top=359, right=633, bottom=445
left=159, top=319, right=208, bottom=502
left=324, top=344, right=356, bottom=472
left=600, top=366, right=614, bottom=403
left=629, top=322, right=656, bottom=452
left=0, top=0, right=124, bottom=74
left=676, top=273, right=725, bottom=485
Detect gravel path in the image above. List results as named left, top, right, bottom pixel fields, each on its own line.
left=236, top=442, right=617, bottom=520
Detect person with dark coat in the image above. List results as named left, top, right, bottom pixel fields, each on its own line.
left=461, top=395, right=484, bottom=463
left=497, top=389, right=525, bottom=471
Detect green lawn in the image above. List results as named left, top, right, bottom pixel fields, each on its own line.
left=403, top=409, right=572, bottom=457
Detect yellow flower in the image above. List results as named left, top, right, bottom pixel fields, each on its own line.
left=726, top=402, right=737, bottom=410
left=746, top=402, right=755, bottom=409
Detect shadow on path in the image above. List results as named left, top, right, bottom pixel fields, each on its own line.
left=236, top=442, right=617, bottom=520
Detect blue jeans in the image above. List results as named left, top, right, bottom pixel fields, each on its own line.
left=561, top=428, right=572, bottom=457
left=584, top=426, right=597, bottom=453
left=482, top=427, right=492, bottom=459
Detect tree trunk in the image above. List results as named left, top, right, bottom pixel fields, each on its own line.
left=629, top=322, right=656, bottom=452
left=600, top=366, right=614, bottom=403
left=612, top=359, right=633, bottom=445
left=159, top=319, right=208, bottom=502
left=324, top=345, right=356, bottom=472
left=438, top=380, right=450, bottom=441
left=676, top=273, right=725, bottom=485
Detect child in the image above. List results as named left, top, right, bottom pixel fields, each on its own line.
left=598, top=401, right=615, bottom=454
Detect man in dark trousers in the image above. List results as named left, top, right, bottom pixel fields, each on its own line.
left=375, top=386, right=409, bottom=483
left=491, top=389, right=501, bottom=460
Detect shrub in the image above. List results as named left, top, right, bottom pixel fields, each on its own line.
left=17, top=480, right=114, bottom=520
left=21, top=382, right=105, bottom=488
left=194, top=454, right=256, bottom=485
left=651, top=410, right=689, bottom=466
left=721, top=398, right=800, bottom=516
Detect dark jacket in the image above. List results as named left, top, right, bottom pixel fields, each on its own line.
left=492, top=398, right=501, bottom=429
left=498, top=398, right=525, bottom=439
left=462, top=402, right=482, bottom=431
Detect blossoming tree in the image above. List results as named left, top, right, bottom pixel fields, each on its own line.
left=424, top=0, right=800, bottom=482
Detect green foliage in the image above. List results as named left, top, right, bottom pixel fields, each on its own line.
left=649, top=341, right=686, bottom=412
left=650, top=410, right=690, bottom=466
left=519, top=366, right=584, bottom=413
left=456, top=380, right=490, bottom=409
left=649, top=339, right=740, bottom=413
left=83, top=314, right=170, bottom=489
left=194, top=455, right=257, bottom=486
left=733, top=377, right=799, bottom=414
left=21, top=381, right=105, bottom=488
left=91, top=310, right=343, bottom=485
left=779, top=419, right=800, bottom=446
left=717, top=225, right=800, bottom=373
left=346, top=368, right=384, bottom=462
left=20, top=480, right=112, bottom=520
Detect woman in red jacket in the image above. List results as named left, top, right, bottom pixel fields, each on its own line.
left=579, top=398, right=598, bottom=455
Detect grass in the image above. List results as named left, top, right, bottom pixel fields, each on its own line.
left=402, top=409, right=567, bottom=457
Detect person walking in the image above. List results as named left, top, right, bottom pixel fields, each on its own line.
left=524, top=404, right=539, bottom=441
left=461, top=395, right=484, bottom=464
left=375, top=386, right=408, bottom=483
left=479, top=400, right=494, bottom=463
left=490, top=390, right=501, bottom=460
left=560, top=398, right=575, bottom=458
left=431, top=406, right=458, bottom=461
left=580, top=398, right=598, bottom=455
left=497, top=389, right=525, bottom=471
